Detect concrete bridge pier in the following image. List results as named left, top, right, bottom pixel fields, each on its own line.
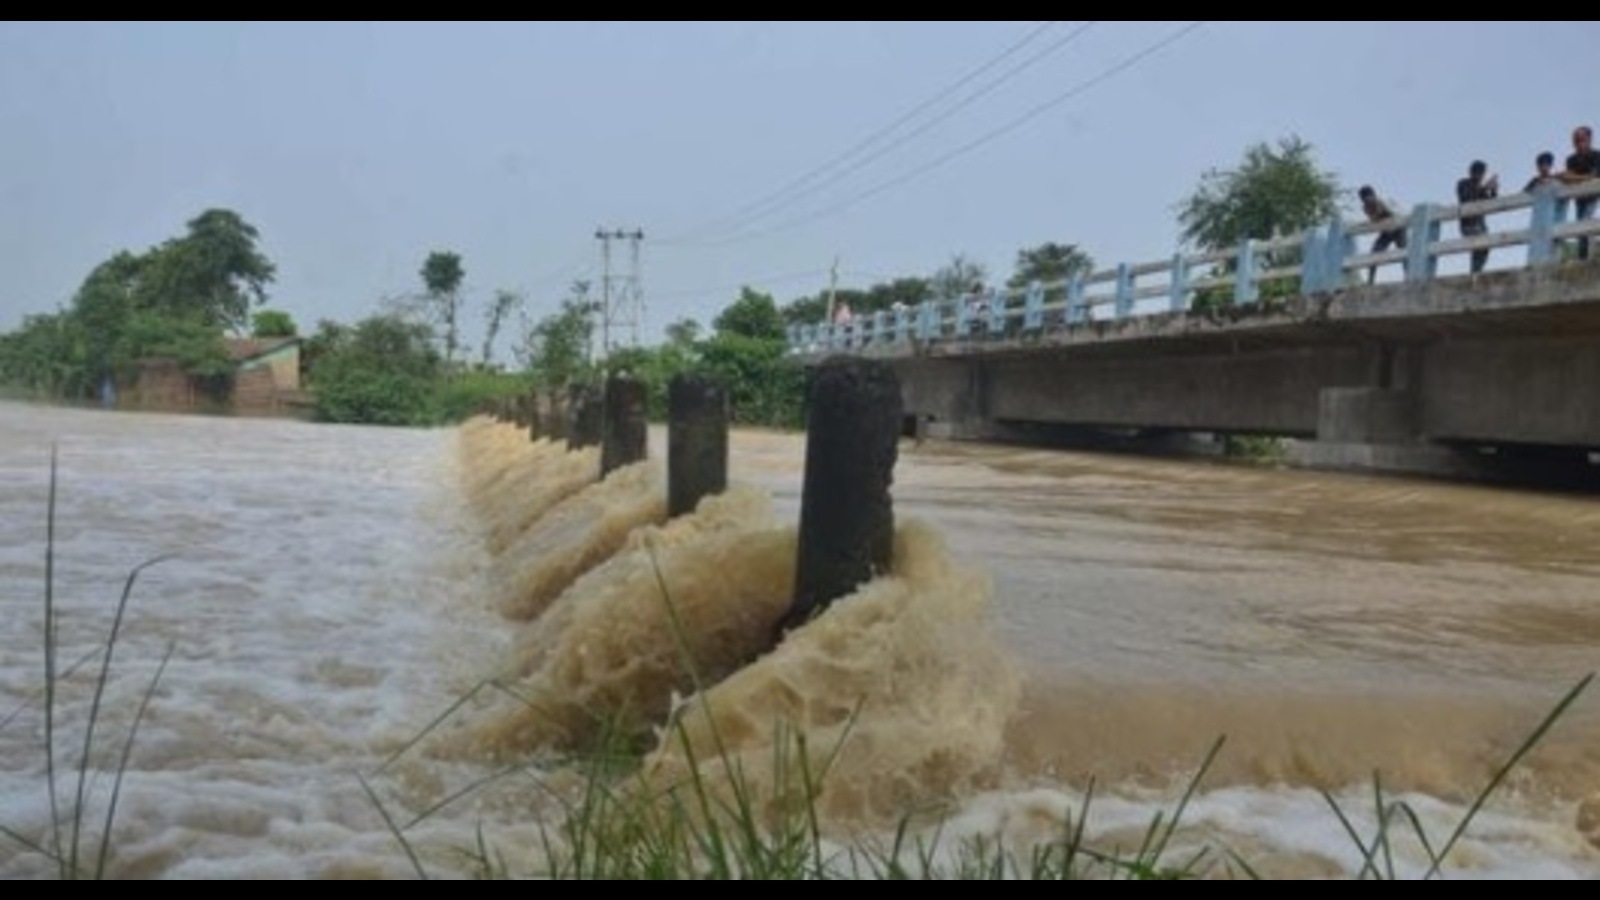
left=1314, top=340, right=1422, bottom=444
left=1301, top=384, right=1472, bottom=477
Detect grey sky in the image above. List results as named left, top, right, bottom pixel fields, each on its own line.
left=1, top=21, right=1593, bottom=356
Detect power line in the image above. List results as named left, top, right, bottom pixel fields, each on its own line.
left=843, top=267, right=919, bottom=284
left=655, top=21, right=1068, bottom=246
left=668, top=22, right=1101, bottom=247
left=698, top=22, right=1207, bottom=248
left=648, top=267, right=833, bottom=301
left=523, top=247, right=593, bottom=292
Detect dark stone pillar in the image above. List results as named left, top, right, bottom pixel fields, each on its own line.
left=778, top=358, right=902, bottom=636
left=567, top=383, right=602, bottom=452
left=600, top=374, right=648, bottom=476
left=667, top=374, right=728, bottom=518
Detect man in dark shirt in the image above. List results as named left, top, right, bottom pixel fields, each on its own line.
left=1456, top=160, right=1498, bottom=274
left=1561, top=126, right=1600, bottom=259
left=1359, top=185, right=1406, bottom=284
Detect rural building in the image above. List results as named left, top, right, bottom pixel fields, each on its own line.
left=123, top=336, right=309, bottom=416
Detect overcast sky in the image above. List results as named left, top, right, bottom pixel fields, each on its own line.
left=1, top=21, right=1594, bottom=355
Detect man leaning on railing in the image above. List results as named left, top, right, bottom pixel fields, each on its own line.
left=1359, top=185, right=1407, bottom=284
left=1561, top=126, right=1599, bottom=260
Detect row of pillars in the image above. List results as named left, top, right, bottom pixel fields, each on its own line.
left=493, top=359, right=904, bottom=639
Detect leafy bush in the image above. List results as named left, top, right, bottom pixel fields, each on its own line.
left=430, top=369, right=532, bottom=423
left=697, top=335, right=805, bottom=429
left=308, top=315, right=444, bottom=426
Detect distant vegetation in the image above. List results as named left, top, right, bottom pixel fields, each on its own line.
left=0, top=229, right=1107, bottom=430
left=0, top=137, right=1343, bottom=434
left=0, top=203, right=1116, bottom=430
left=0, top=209, right=274, bottom=401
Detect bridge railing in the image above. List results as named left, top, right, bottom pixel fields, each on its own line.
left=788, top=180, right=1600, bottom=355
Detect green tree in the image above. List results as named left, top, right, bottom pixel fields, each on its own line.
left=601, top=342, right=697, bottom=421
left=712, top=287, right=785, bottom=341
left=863, top=277, right=928, bottom=312
left=121, top=310, right=233, bottom=379
left=664, top=317, right=701, bottom=348
left=1177, top=135, right=1342, bottom=311
left=251, top=309, right=298, bottom=338
left=698, top=334, right=805, bottom=427
left=781, top=277, right=928, bottom=325
left=1006, top=242, right=1095, bottom=306
left=1177, top=135, right=1342, bottom=255
left=71, top=251, right=145, bottom=379
left=299, top=318, right=346, bottom=380
left=481, top=288, right=521, bottom=367
left=65, top=234, right=239, bottom=390
left=780, top=293, right=829, bottom=326
left=134, top=209, right=276, bottom=332
left=0, top=311, right=87, bottom=397
left=308, top=313, right=442, bottom=425
left=524, top=282, right=597, bottom=389
left=700, top=286, right=807, bottom=427
left=0, top=209, right=274, bottom=399
left=420, top=251, right=466, bottom=365
left=929, top=254, right=988, bottom=301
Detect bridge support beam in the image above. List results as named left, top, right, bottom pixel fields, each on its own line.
left=1302, top=378, right=1494, bottom=479
left=1315, top=387, right=1417, bottom=444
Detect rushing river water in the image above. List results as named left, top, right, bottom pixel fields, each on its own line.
left=2, top=400, right=1598, bottom=879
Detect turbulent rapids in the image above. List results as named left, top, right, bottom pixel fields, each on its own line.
left=437, top=414, right=1600, bottom=874
left=441, top=416, right=1021, bottom=824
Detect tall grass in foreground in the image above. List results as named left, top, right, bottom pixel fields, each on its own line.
left=369, top=674, right=1592, bottom=879
left=0, top=447, right=175, bottom=880
left=367, top=544, right=1597, bottom=880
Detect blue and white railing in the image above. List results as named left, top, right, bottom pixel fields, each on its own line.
left=787, top=180, right=1600, bottom=355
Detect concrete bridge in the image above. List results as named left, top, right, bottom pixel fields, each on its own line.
left=787, top=182, right=1600, bottom=479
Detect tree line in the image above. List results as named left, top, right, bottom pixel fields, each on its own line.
left=2, top=134, right=1342, bottom=428
left=0, top=209, right=275, bottom=402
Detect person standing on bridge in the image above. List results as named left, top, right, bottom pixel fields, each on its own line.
left=1524, top=151, right=1557, bottom=193
left=1359, top=185, right=1407, bottom=284
left=1456, top=160, right=1499, bottom=275
left=1559, top=126, right=1599, bottom=260
left=966, top=281, right=988, bottom=336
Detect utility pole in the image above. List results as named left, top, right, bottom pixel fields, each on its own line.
left=825, top=256, right=840, bottom=324
left=595, top=229, right=613, bottom=361
left=594, top=227, right=645, bottom=358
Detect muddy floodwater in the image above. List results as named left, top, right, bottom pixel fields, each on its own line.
left=3, top=401, right=1598, bottom=878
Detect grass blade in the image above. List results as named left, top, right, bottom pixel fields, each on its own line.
left=1320, top=788, right=1373, bottom=877
left=374, top=679, right=496, bottom=775
left=403, top=762, right=531, bottom=830
left=1424, top=672, right=1593, bottom=879
left=359, top=774, right=430, bottom=880
left=1133, top=734, right=1224, bottom=877
left=1372, top=772, right=1396, bottom=879
left=93, top=642, right=174, bottom=880
left=0, top=824, right=59, bottom=860
left=0, top=647, right=103, bottom=735
left=70, top=553, right=174, bottom=878
left=43, top=445, right=63, bottom=875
